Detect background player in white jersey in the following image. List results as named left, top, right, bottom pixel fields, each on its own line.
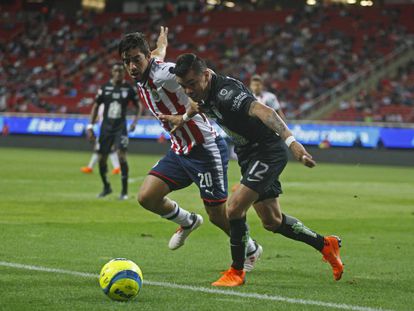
left=81, top=103, right=120, bottom=175
left=250, top=74, right=286, bottom=121
left=118, top=30, right=262, bottom=269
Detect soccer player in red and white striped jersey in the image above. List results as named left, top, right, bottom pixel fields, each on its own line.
left=117, top=29, right=262, bottom=267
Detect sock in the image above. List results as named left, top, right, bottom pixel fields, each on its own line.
left=274, top=214, right=325, bottom=251
left=162, top=201, right=193, bottom=227
left=110, top=152, right=120, bottom=169
left=88, top=153, right=98, bottom=168
left=99, top=162, right=110, bottom=188
left=120, top=161, right=128, bottom=195
left=229, top=218, right=249, bottom=270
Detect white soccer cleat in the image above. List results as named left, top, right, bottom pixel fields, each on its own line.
left=168, top=213, right=203, bottom=250
left=244, top=243, right=263, bottom=272
left=119, top=194, right=128, bottom=200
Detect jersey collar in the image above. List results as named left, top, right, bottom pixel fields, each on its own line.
left=205, top=72, right=217, bottom=105
left=141, top=58, right=155, bottom=85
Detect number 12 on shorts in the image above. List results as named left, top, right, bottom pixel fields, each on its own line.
left=247, top=161, right=269, bottom=182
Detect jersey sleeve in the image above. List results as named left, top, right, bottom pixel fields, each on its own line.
left=154, top=62, right=181, bottom=93
left=95, top=86, right=104, bottom=105
left=217, top=82, right=256, bottom=115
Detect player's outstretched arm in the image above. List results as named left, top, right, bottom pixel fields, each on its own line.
left=159, top=100, right=200, bottom=134
left=248, top=101, right=316, bottom=168
left=151, top=26, right=168, bottom=61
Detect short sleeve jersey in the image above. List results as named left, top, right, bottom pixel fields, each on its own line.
left=95, top=81, right=138, bottom=133
left=255, top=91, right=281, bottom=111
left=136, top=59, right=218, bottom=155
left=201, top=74, right=280, bottom=146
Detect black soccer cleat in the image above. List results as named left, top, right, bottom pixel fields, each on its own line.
left=97, top=186, right=112, bottom=198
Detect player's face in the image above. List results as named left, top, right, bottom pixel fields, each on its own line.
left=177, top=69, right=210, bottom=102
left=121, top=48, right=150, bottom=82
left=111, top=66, right=125, bottom=84
left=250, top=80, right=263, bottom=95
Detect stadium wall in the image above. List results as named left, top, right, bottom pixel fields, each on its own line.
left=1, top=135, right=413, bottom=167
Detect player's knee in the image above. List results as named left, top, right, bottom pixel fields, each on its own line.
left=137, top=190, right=152, bottom=209
left=261, top=216, right=282, bottom=232
left=206, top=206, right=225, bottom=224
left=228, top=194, right=250, bottom=218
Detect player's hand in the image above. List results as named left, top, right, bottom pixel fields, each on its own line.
left=86, top=128, right=96, bottom=142
left=188, top=98, right=202, bottom=113
left=158, top=114, right=184, bottom=134
left=290, top=141, right=316, bottom=168
left=129, top=122, right=137, bottom=132
left=157, top=26, right=168, bottom=48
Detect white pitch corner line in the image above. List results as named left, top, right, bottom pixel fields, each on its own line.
left=0, top=261, right=393, bottom=311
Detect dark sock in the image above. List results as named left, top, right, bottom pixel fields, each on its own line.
left=120, top=161, right=128, bottom=195
left=99, top=162, right=110, bottom=189
left=229, top=218, right=249, bottom=270
left=275, top=214, right=325, bottom=251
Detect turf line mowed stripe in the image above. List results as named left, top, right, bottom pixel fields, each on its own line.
left=0, top=261, right=393, bottom=311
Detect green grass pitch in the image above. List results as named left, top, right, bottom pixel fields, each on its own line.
left=0, top=147, right=413, bottom=311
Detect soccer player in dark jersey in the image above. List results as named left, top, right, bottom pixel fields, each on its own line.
left=160, top=53, right=344, bottom=287
left=86, top=63, right=140, bottom=200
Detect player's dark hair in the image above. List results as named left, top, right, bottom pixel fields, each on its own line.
left=118, top=32, right=151, bottom=57
left=171, top=53, right=207, bottom=78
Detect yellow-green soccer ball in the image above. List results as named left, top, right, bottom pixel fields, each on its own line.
left=99, top=258, right=143, bottom=301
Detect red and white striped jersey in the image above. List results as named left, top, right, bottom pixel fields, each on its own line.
left=136, top=59, right=218, bottom=155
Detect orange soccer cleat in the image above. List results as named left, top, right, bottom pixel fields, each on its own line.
left=81, top=166, right=93, bottom=174
left=211, top=267, right=246, bottom=287
left=112, top=167, right=121, bottom=175
left=321, top=235, right=344, bottom=281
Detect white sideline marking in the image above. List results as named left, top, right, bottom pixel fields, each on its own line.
left=0, top=261, right=393, bottom=311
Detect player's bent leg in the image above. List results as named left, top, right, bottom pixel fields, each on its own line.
left=138, top=175, right=203, bottom=250
left=254, top=198, right=343, bottom=280
left=137, top=175, right=172, bottom=215
left=253, top=198, right=283, bottom=232
left=204, top=202, right=230, bottom=235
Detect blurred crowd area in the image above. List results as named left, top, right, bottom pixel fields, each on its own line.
left=0, top=1, right=413, bottom=122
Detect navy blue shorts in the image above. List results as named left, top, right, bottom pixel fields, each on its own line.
left=149, top=137, right=229, bottom=206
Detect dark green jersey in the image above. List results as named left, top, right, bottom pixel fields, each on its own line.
left=201, top=74, right=281, bottom=147
left=96, top=81, right=138, bottom=133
